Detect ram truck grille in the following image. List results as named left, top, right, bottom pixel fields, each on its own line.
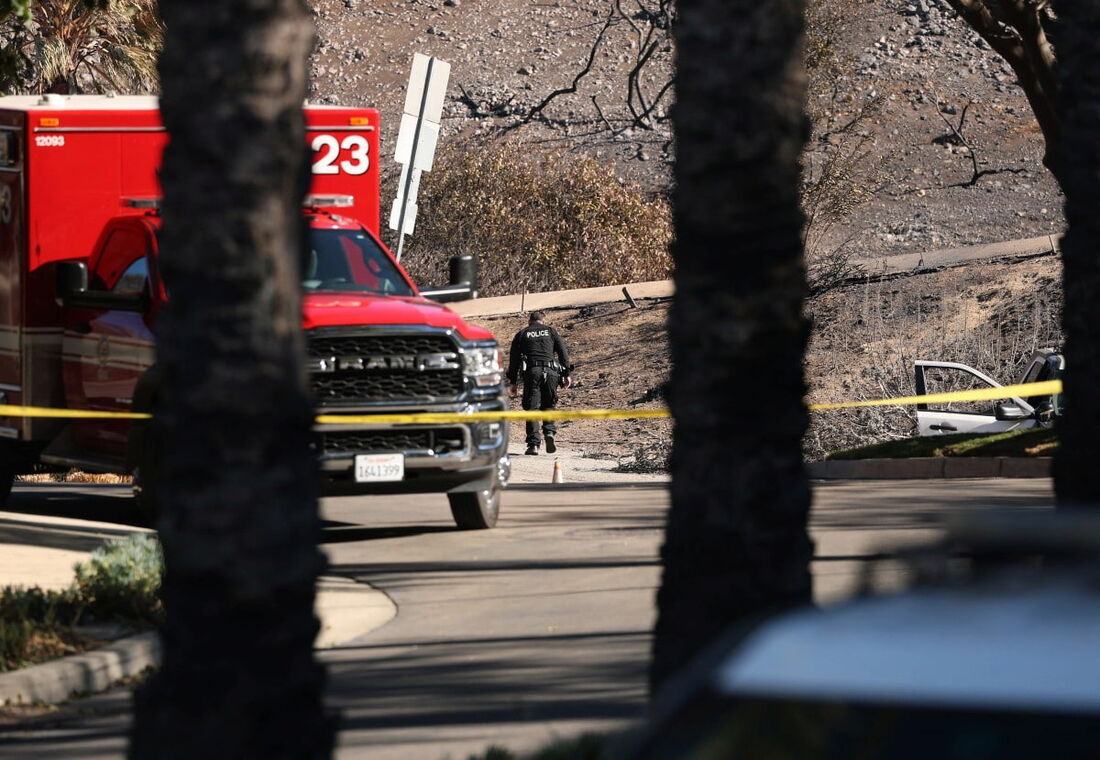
left=319, top=428, right=466, bottom=455
left=306, top=332, right=465, bottom=404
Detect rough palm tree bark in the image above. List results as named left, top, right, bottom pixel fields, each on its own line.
left=1050, top=3, right=1100, bottom=509
left=129, top=1, right=334, bottom=757
left=649, top=0, right=814, bottom=695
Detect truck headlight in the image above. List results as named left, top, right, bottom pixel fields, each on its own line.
left=463, top=346, right=502, bottom=387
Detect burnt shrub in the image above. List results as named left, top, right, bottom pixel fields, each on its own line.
left=388, top=138, right=673, bottom=297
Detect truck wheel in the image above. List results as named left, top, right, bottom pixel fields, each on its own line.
left=0, top=465, right=14, bottom=505
left=131, top=466, right=158, bottom=525
left=129, top=425, right=161, bottom=525
left=0, top=439, right=20, bottom=505
left=448, top=486, right=500, bottom=530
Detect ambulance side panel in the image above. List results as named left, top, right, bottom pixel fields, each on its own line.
left=305, top=107, right=381, bottom=233
left=0, top=98, right=381, bottom=455
left=0, top=113, right=25, bottom=440
left=22, top=107, right=164, bottom=442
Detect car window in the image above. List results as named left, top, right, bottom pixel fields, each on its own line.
left=98, top=227, right=152, bottom=289
left=1021, top=359, right=1053, bottom=407
left=112, top=257, right=149, bottom=296
left=920, top=366, right=1010, bottom=415
left=1020, top=360, right=1045, bottom=385
left=303, top=229, right=414, bottom=296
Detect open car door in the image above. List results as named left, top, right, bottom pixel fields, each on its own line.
left=913, top=360, right=1037, bottom=436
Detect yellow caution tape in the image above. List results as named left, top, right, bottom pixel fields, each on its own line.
left=808, top=379, right=1063, bottom=411
left=315, top=409, right=671, bottom=424
left=0, top=380, right=1063, bottom=424
left=0, top=404, right=150, bottom=420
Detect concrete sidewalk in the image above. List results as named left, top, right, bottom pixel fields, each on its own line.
left=450, top=279, right=672, bottom=318
left=447, top=234, right=1059, bottom=321
left=0, top=505, right=395, bottom=706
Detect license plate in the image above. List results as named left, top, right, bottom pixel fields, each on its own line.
left=354, top=453, right=405, bottom=483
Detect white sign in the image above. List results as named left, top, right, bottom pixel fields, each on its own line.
left=389, top=168, right=421, bottom=235
left=391, top=53, right=451, bottom=259
left=402, top=53, right=450, bottom=125
left=393, top=115, right=440, bottom=172
left=389, top=200, right=418, bottom=236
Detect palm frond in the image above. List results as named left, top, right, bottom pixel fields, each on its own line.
left=0, top=0, right=161, bottom=93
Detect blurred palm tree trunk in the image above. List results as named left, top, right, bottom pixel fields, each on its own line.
left=650, top=0, right=814, bottom=694
left=1052, top=4, right=1100, bottom=509
left=130, top=1, right=334, bottom=757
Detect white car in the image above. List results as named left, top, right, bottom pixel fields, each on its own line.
left=913, top=348, right=1063, bottom=436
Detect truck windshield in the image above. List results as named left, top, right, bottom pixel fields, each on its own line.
left=303, top=229, right=414, bottom=297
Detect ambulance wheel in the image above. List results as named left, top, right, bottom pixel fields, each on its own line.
left=448, top=485, right=500, bottom=530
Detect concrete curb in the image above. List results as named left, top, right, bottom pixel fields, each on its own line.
left=0, top=632, right=159, bottom=707
left=808, top=457, right=1052, bottom=480
left=860, top=233, right=1060, bottom=277
left=0, top=574, right=395, bottom=707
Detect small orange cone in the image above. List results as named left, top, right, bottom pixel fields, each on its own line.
left=551, top=459, right=565, bottom=484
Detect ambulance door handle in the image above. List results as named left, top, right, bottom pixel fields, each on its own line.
left=72, top=322, right=92, bottom=335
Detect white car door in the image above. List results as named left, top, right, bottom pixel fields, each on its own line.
left=913, top=360, right=1037, bottom=436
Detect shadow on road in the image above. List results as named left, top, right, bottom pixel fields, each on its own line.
left=326, top=630, right=650, bottom=731
left=2, top=484, right=148, bottom=553
left=321, top=523, right=457, bottom=544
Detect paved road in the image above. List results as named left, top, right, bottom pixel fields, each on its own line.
left=0, top=477, right=1056, bottom=759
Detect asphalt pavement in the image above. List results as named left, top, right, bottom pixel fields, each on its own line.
left=0, top=476, right=1057, bottom=759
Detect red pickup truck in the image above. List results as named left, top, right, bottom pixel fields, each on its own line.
left=0, top=94, right=508, bottom=529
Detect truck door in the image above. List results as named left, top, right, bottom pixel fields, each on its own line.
left=913, top=360, right=1036, bottom=436
left=63, top=219, right=158, bottom=459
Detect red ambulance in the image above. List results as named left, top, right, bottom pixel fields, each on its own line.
left=0, top=94, right=508, bottom=529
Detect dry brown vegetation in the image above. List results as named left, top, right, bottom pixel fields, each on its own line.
left=18, top=470, right=131, bottom=485
left=397, top=139, right=673, bottom=297
left=804, top=255, right=1062, bottom=459
left=476, top=254, right=1062, bottom=465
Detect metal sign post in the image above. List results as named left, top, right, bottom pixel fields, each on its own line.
left=391, top=53, right=450, bottom=260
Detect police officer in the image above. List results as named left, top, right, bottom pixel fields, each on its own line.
left=507, top=311, right=572, bottom=455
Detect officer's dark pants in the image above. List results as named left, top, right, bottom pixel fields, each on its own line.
left=522, top=368, right=559, bottom=446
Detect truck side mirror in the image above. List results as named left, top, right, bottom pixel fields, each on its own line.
left=55, top=261, right=89, bottom=306
left=994, top=402, right=1029, bottom=422
left=1033, top=400, right=1056, bottom=424
left=448, top=254, right=478, bottom=299
left=55, top=259, right=147, bottom=312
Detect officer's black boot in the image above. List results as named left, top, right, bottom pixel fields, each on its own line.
left=545, top=436, right=556, bottom=454
left=525, top=444, right=539, bottom=456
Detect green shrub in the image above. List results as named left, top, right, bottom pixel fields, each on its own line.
left=0, top=618, right=33, bottom=669
left=0, top=585, right=83, bottom=627
left=1, top=534, right=163, bottom=671
left=393, top=138, right=673, bottom=297
left=1, top=586, right=84, bottom=672
left=73, top=533, right=164, bottom=625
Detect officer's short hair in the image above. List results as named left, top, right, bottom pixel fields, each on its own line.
left=528, top=311, right=544, bottom=323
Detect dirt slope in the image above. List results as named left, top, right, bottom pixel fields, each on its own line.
left=309, top=0, right=1064, bottom=258
left=469, top=251, right=1062, bottom=466
left=478, top=299, right=673, bottom=470
left=306, top=0, right=1067, bottom=463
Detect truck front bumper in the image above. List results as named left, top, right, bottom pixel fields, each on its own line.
left=313, top=403, right=510, bottom=495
